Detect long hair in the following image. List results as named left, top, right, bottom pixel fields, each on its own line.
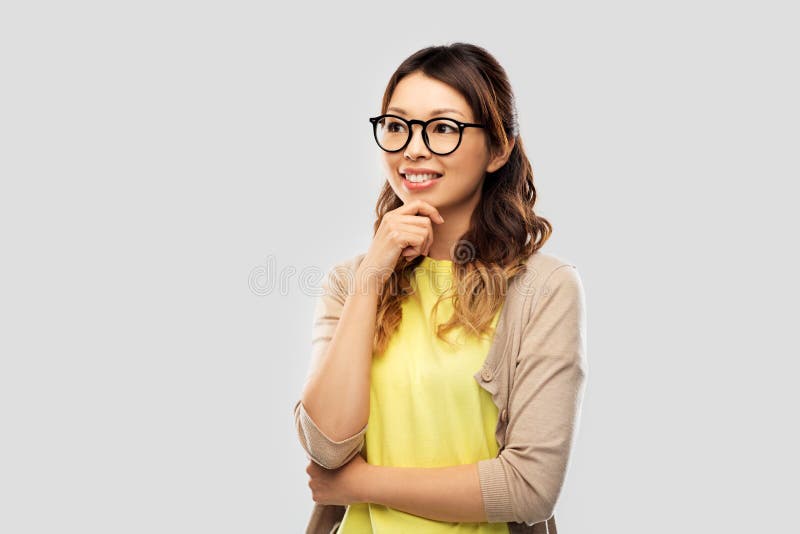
left=371, top=42, right=552, bottom=356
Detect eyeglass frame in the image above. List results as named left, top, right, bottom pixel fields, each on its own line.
left=368, top=113, right=487, bottom=156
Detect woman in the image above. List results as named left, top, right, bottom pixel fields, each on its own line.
left=295, top=42, right=587, bottom=533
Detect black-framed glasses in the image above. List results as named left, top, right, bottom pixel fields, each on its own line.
left=368, top=113, right=486, bottom=156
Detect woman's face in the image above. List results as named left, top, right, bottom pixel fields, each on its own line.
left=380, top=71, right=512, bottom=213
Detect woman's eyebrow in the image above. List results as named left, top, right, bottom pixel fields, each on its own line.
left=387, top=106, right=466, bottom=118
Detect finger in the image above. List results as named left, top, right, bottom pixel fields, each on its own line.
left=401, top=246, right=421, bottom=258
left=397, top=199, right=445, bottom=223
left=394, top=224, right=428, bottom=254
left=394, top=216, right=433, bottom=252
left=400, top=238, right=426, bottom=257
left=406, top=221, right=433, bottom=256
left=395, top=214, right=435, bottom=230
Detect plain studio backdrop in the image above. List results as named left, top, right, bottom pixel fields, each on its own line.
left=1, top=1, right=797, bottom=532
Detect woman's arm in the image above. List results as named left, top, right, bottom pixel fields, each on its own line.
left=477, top=264, right=587, bottom=524
left=360, top=461, right=488, bottom=523
left=358, top=264, right=587, bottom=525
left=295, top=255, right=377, bottom=468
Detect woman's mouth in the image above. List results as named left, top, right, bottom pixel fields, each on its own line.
left=401, top=172, right=442, bottom=191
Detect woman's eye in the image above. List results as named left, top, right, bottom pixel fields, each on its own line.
left=434, top=123, right=456, bottom=134
left=386, top=122, right=406, bottom=133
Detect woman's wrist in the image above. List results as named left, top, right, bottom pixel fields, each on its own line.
left=354, top=263, right=389, bottom=295
left=356, top=461, right=379, bottom=503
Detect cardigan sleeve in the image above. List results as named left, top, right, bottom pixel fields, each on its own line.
left=476, top=264, right=588, bottom=524
left=292, top=258, right=368, bottom=469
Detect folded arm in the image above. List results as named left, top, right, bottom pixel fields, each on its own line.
left=477, top=264, right=588, bottom=524
left=355, top=264, right=587, bottom=526
left=360, top=462, right=487, bottom=523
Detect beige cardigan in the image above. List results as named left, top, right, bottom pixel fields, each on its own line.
left=293, top=250, right=588, bottom=534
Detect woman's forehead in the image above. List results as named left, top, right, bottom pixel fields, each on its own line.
left=388, top=73, right=472, bottom=118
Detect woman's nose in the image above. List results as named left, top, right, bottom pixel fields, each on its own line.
left=404, top=124, right=431, bottom=158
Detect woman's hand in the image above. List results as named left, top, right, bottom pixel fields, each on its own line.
left=359, top=199, right=446, bottom=288
left=306, top=453, right=373, bottom=506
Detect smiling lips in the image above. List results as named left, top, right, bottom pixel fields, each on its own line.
left=401, top=172, right=442, bottom=190
left=400, top=167, right=443, bottom=181
left=403, top=172, right=442, bottom=183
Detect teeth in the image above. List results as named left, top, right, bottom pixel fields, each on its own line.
left=404, top=173, right=440, bottom=183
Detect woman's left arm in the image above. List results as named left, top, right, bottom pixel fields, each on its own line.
left=477, top=264, right=588, bottom=525
left=365, top=264, right=588, bottom=525
left=361, top=461, right=488, bottom=522
left=307, top=444, right=488, bottom=522
left=309, top=264, right=587, bottom=524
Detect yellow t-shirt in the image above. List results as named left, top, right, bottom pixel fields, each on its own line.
left=338, top=256, right=509, bottom=533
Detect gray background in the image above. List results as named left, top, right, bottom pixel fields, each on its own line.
left=1, top=1, right=798, bottom=532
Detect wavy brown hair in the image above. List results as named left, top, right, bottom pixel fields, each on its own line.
left=371, top=42, right=552, bottom=356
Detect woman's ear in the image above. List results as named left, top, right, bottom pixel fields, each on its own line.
left=486, top=137, right=516, bottom=173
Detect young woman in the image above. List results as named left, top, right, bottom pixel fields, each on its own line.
left=296, top=42, right=587, bottom=533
